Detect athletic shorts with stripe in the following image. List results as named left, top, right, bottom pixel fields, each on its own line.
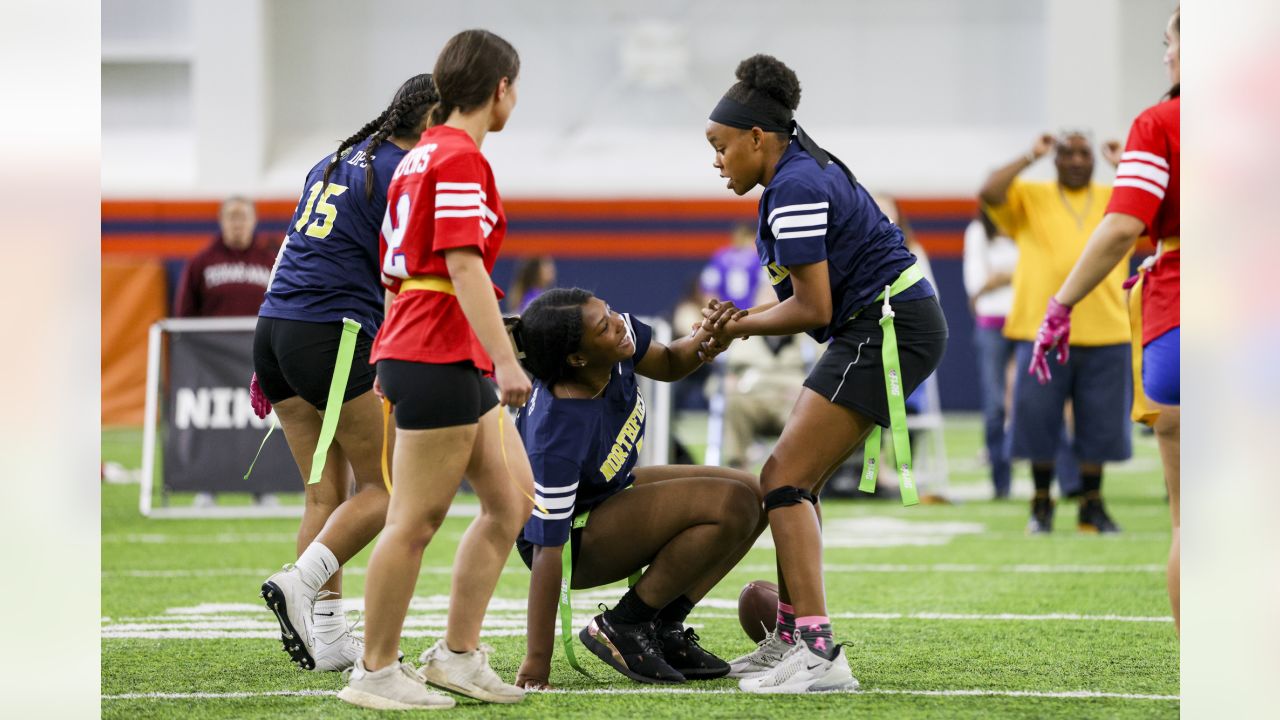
left=802, top=296, right=949, bottom=427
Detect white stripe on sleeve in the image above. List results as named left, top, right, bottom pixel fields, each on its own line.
left=1120, top=151, right=1169, bottom=170
left=1116, top=162, right=1169, bottom=188
left=532, top=508, right=574, bottom=521
left=770, top=212, right=828, bottom=236
left=435, top=192, right=484, bottom=208
left=776, top=228, right=827, bottom=240
left=766, top=201, right=829, bottom=226
left=1113, top=177, right=1166, bottom=200
left=534, top=480, right=579, bottom=496
left=534, top=493, right=576, bottom=511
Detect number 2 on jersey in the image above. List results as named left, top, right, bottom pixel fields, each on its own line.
left=294, top=181, right=348, bottom=239
left=381, top=193, right=411, bottom=279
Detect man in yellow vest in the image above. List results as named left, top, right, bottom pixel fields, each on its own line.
left=980, top=131, right=1130, bottom=534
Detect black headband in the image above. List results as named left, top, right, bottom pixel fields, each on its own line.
left=709, top=96, right=791, bottom=134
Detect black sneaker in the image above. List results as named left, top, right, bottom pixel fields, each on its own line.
left=1027, top=496, right=1055, bottom=534
left=1078, top=497, right=1121, bottom=533
left=656, top=623, right=730, bottom=679
left=579, top=612, right=686, bottom=684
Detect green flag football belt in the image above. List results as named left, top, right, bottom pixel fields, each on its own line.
left=559, top=501, right=642, bottom=677
left=855, top=264, right=925, bottom=507
left=244, top=317, right=361, bottom=484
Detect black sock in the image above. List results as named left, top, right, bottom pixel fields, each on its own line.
left=604, top=587, right=660, bottom=626
left=656, top=595, right=695, bottom=625
left=1082, top=469, right=1102, bottom=498
left=1032, top=464, right=1054, bottom=497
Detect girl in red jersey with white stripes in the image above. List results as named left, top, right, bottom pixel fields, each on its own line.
left=1030, top=6, right=1181, bottom=632
left=338, top=30, right=535, bottom=711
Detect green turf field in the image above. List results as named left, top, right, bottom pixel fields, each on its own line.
left=101, top=416, right=1178, bottom=718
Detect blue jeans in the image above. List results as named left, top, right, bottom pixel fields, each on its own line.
left=974, top=326, right=1082, bottom=497
left=974, top=325, right=1015, bottom=496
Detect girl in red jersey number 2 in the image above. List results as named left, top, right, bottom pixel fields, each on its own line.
left=339, top=30, right=535, bottom=711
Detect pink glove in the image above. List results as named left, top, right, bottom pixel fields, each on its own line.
left=1028, top=297, right=1071, bottom=384
left=249, top=373, right=272, bottom=419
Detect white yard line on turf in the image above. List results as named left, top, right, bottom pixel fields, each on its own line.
left=104, top=562, right=1162, bottom=579
left=100, top=687, right=1178, bottom=701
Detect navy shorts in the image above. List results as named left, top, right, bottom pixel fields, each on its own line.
left=1142, top=327, right=1180, bottom=406
left=803, top=296, right=949, bottom=427
left=1009, top=342, right=1132, bottom=463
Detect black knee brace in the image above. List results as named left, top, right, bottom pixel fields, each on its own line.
left=764, top=486, right=818, bottom=512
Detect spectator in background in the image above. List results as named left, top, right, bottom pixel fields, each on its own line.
left=507, top=255, right=556, bottom=313
left=175, top=196, right=277, bottom=317
left=980, top=131, right=1129, bottom=533
left=965, top=210, right=1084, bottom=501
left=700, top=223, right=761, bottom=311
left=175, top=195, right=279, bottom=508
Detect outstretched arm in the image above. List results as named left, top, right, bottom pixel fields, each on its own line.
left=634, top=302, right=740, bottom=381
left=517, top=543, right=564, bottom=689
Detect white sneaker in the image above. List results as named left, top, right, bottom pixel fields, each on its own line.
left=313, top=624, right=363, bottom=672
left=727, top=627, right=793, bottom=679
left=738, top=639, right=860, bottom=694
left=337, top=659, right=455, bottom=710
left=260, top=565, right=317, bottom=670
left=417, top=639, right=525, bottom=704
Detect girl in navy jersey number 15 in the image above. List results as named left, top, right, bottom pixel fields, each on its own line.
left=703, top=55, right=948, bottom=693
left=252, top=74, right=437, bottom=674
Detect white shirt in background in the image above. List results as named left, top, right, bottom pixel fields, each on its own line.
left=962, top=219, right=1019, bottom=319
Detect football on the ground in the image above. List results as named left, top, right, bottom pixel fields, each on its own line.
left=737, top=579, right=779, bottom=643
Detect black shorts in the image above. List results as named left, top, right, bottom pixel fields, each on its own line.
left=253, top=317, right=375, bottom=410
left=377, top=359, right=498, bottom=430
left=803, top=295, right=949, bottom=427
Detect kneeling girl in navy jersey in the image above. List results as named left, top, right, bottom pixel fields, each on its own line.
left=510, top=288, right=766, bottom=687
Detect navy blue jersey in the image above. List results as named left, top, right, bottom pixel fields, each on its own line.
left=517, top=314, right=654, bottom=548
left=259, top=137, right=408, bottom=337
left=758, top=141, right=934, bottom=343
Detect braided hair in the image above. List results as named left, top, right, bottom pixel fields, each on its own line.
left=510, top=288, right=594, bottom=386
left=321, top=73, right=439, bottom=200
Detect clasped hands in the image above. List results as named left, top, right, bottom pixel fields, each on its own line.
left=694, top=298, right=750, bottom=362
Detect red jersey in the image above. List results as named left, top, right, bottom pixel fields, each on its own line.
left=371, top=125, right=507, bottom=371
left=1107, top=96, right=1180, bottom=344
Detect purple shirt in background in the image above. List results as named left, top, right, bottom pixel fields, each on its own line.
left=519, top=287, right=546, bottom=313
left=700, top=245, right=761, bottom=310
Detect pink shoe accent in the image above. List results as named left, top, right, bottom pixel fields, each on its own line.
left=794, top=616, right=829, bottom=627
left=779, top=630, right=794, bottom=645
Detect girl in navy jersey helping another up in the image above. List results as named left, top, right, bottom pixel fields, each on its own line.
left=338, top=30, right=534, bottom=711
left=702, top=55, right=948, bottom=693
left=508, top=289, right=765, bottom=688
left=253, top=74, right=437, bottom=674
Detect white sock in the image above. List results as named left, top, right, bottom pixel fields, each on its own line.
left=313, top=598, right=346, bottom=642
left=295, top=542, right=338, bottom=593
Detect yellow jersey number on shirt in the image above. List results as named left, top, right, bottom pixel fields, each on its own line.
left=766, top=261, right=790, bottom=286
left=294, top=181, right=348, bottom=240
